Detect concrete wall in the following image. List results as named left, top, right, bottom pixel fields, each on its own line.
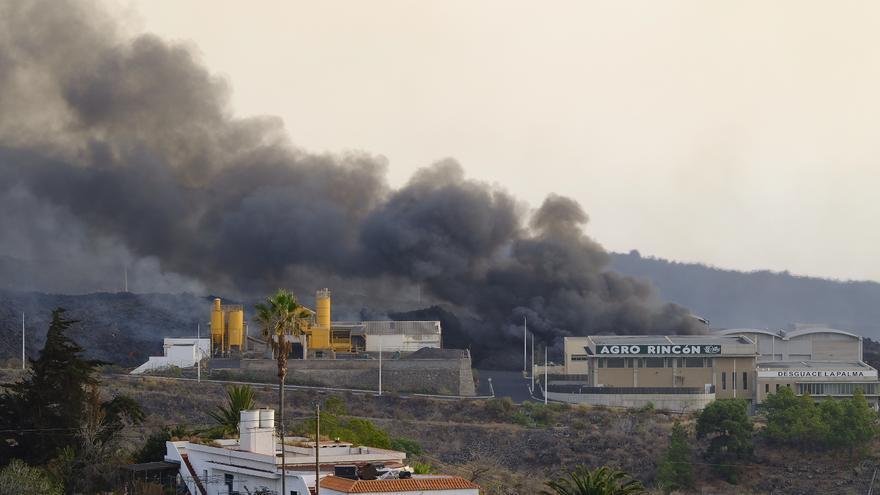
left=546, top=391, right=715, bottom=413
left=236, top=357, right=476, bottom=396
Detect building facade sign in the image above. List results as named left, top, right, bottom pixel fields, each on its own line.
left=595, top=344, right=722, bottom=356
left=758, top=370, right=878, bottom=379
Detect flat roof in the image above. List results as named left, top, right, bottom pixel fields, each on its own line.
left=758, top=361, right=873, bottom=370
left=587, top=335, right=750, bottom=346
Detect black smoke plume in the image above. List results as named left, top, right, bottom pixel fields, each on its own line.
left=0, top=1, right=703, bottom=366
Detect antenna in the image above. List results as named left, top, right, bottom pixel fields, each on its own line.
left=21, top=312, right=25, bottom=370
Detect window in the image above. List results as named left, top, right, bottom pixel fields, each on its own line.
left=225, top=474, right=234, bottom=494
left=571, top=354, right=589, bottom=361
left=743, top=372, right=748, bottom=390
left=721, top=372, right=727, bottom=390
left=644, top=357, right=665, bottom=368
left=765, top=384, right=769, bottom=393
left=732, top=372, right=737, bottom=390
left=606, top=357, right=625, bottom=368
left=706, top=358, right=714, bottom=368
left=685, top=357, right=704, bottom=368
left=598, top=358, right=605, bottom=368
left=776, top=384, right=780, bottom=392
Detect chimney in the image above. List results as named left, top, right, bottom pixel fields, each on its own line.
left=239, top=409, right=275, bottom=455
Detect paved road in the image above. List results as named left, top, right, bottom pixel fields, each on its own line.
left=475, top=369, right=537, bottom=402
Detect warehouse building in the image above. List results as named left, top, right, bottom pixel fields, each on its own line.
left=550, top=335, right=758, bottom=411
left=550, top=326, right=880, bottom=411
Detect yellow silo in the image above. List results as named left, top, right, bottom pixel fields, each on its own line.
left=211, top=298, right=225, bottom=355
left=310, top=289, right=332, bottom=350
left=227, top=306, right=244, bottom=350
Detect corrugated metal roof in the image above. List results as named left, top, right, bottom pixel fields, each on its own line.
left=320, top=475, right=479, bottom=493
left=589, top=335, right=747, bottom=346
left=362, top=321, right=441, bottom=336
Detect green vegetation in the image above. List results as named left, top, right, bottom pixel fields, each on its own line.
left=762, top=386, right=878, bottom=456
left=208, top=385, right=256, bottom=435
left=0, top=459, right=63, bottom=495
left=390, top=437, right=423, bottom=456
left=0, top=308, right=144, bottom=493
left=411, top=461, right=433, bottom=474
left=696, top=399, right=753, bottom=483
left=655, top=422, right=693, bottom=494
left=542, top=465, right=646, bottom=495
left=135, top=425, right=190, bottom=463
left=486, top=397, right=571, bottom=427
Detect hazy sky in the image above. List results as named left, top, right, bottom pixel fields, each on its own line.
left=108, top=1, right=880, bottom=282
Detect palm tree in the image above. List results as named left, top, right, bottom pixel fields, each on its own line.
left=208, top=385, right=256, bottom=436
left=542, top=466, right=646, bottom=495
left=255, top=289, right=312, bottom=495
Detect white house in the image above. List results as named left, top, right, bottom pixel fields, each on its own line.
left=164, top=409, right=408, bottom=495
left=131, top=338, right=211, bottom=374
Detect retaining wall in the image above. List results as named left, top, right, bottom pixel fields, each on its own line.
left=231, top=357, right=476, bottom=396
left=546, top=391, right=715, bottom=412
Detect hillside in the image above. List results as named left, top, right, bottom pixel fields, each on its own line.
left=0, top=290, right=213, bottom=367
left=1, top=369, right=868, bottom=495
left=5, top=254, right=880, bottom=368
left=611, top=251, right=880, bottom=337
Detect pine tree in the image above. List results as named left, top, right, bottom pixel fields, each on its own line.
left=696, top=399, right=753, bottom=483
left=0, top=309, right=99, bottom=464
left=656, top=422, right=693, bottom=493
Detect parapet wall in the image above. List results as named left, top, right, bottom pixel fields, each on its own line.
left=234, top=356, right=476, bottom=396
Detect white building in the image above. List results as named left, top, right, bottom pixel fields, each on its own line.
left=164, top=409, right=408, bottom=495
left=320, top=475, right=481, bottom=495
left=131, top=338, right=211, bottom=375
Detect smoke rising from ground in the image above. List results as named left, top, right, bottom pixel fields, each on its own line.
left=0, top=0, right=703, bottom=365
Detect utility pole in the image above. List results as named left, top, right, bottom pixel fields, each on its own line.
left=197, top=323, right=201, bottom=384
left=378, top=338, right=383, bottom=396
left=530, top=332, right=535, bottom=392
left=315, top=403, right=321, bottom=495
left=544, top=345, right=549, bottom=405
left=21, top=312, right=25, bottom=370
left=124, top=266, right=128, bottom=292
left=523, top=316, right=527, bottom=374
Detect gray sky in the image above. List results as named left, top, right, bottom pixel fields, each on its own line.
left=110, top=0, right=880, bottom=282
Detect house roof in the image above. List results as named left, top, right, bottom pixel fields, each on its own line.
left=320, top=475, right=479, bottom=493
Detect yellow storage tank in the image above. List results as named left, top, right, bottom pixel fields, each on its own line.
left=310, top=289, right=332, bottom=350
left=227, top=307, right=244, bottom=349
left=211, top=298, right=225, bottom=352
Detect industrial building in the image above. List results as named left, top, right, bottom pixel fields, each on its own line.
left=549, top=326, right=880, bottom=411
left=295, top=289, right=442, bottom=358
left=130, top=337, right=210, bottom=375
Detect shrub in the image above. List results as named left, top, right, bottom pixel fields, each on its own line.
left=0, top=459, right=63, bottom=495
left=390, top=437, right=423, bottom=456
